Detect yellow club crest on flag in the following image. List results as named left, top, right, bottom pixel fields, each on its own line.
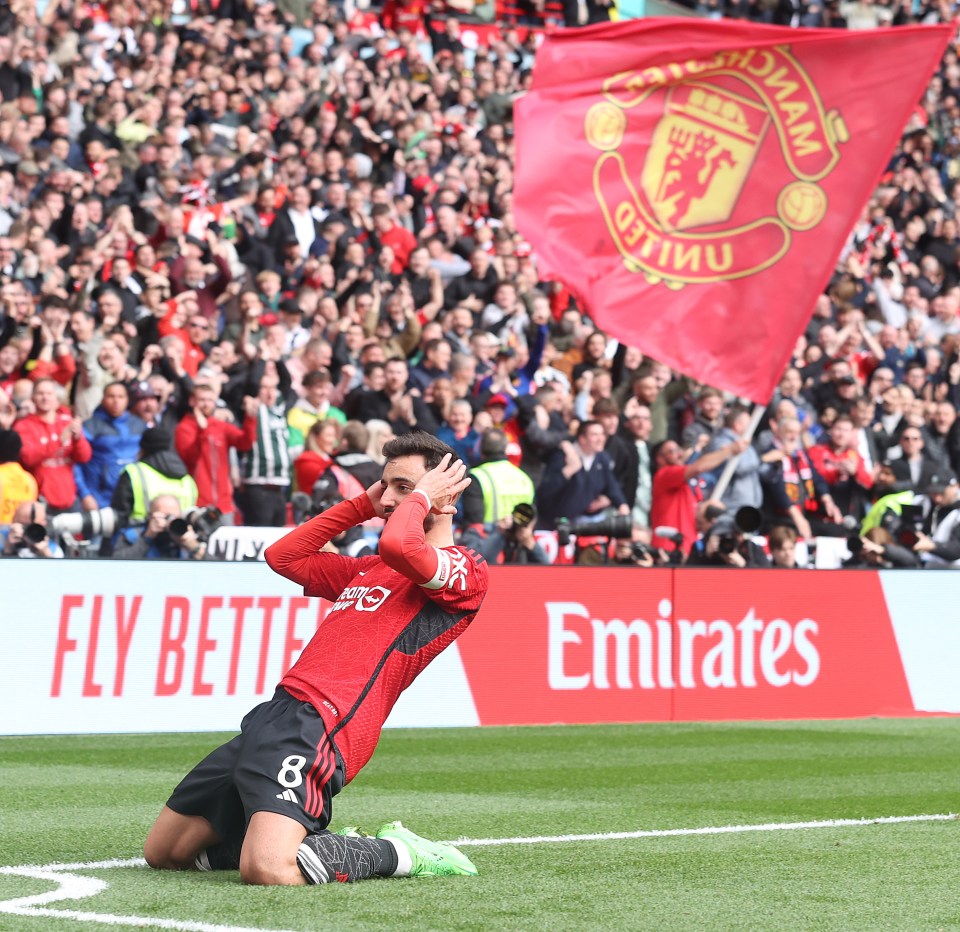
left=586, top=45, right=847, bottom=287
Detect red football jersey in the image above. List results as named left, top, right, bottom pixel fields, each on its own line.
left=271, top=495, right=488, bottom=783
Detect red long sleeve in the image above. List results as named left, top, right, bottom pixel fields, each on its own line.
left=377, top=493, right=439, bottom=585
left=264, top=494, right=375, bottom=589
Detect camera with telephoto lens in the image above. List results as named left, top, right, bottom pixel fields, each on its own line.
left=169, top=507, right=223, bottom=543
left=555, top=511, right=633, bottom=546
left=714, top=505, right=763, bottom=555
left=49, top=507, right=117, bottom=541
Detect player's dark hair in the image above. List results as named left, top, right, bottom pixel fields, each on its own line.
left=382, top=430, right=456, bottom=471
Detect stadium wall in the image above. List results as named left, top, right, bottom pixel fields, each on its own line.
left=1, top=563, right=957, bottom=735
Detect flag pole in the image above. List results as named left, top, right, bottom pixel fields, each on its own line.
left=710, top=402, right=767, bottom=503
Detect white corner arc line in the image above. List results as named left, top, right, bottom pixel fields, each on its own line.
left=0, top=814, right=953, bottom=932
left=449, top=812, right=957, bottom=847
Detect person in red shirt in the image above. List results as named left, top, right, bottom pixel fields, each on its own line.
left=371, top=203, right=417, bottom=275
left=158, top=294, right=208, bottom=378
left=174, top=384, right=258, bottom=523
left=144, top=432, right=487, bottom=885
left=807, top=414, right=874, bottom=519
left=649, top=436, right=749, bottom=557
left=14, top=378, right=92, bottom=514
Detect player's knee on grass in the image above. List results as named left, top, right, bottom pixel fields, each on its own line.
left=239, top=849, right=305, bottom=886
left=143, top=837, right=199, bottom=871
left=144, top=808, right=223, bottom=871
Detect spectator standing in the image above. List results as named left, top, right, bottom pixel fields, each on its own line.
left=238, top=374, right=293, bottom=527
left=15, top=378, right=91, bottom=515
left=460, top=428, right=535, bottom=531
left=807, top=414, right=874, bottom=519
left=436, top=398, right=480, bottom=467
left=760, top=416, right=844, bottom=539
left=608, top=398, right=654, bottom=530
left=923, top=401, right=960, bottom=473
left=287, top=369, right=345, bottom=457
left=703, top=406, right=764, bottom=514
left=885, top=426, right=940, bottom=492
left=169, top=235, right=233, bottom=325
left=537, top=420, right=628, bottom=530
left=75, top=382, right=146, bottom=511
left=352, top=357, right=439, bottom=437
left=682, top=387, right=726, bottom=451
left=175, top=384, right=257, bottom=524
left=649, top=436, right=749, bottom=557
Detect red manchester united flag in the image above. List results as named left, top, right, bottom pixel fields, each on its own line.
left=514, top=19, right=953, bottom=402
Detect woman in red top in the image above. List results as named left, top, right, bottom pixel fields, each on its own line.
left=293, top=419, right=341, bottom=493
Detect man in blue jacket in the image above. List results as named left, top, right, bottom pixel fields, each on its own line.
left=75, top=382, right=146, bottom=510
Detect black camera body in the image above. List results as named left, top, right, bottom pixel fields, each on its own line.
left=895, top=503, right=925, bottom=548
left=170, top=507, right=223, bottom=543
left=713, top=505, right=763, bottom=555
left=504, top=502, right=536, bottom=538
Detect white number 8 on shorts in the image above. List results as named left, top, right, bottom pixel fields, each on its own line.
left=277, top=755, right=307, bottom=788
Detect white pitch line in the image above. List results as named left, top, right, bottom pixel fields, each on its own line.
left=0, top=905, right=307, bottom=932
left=0, top=814, right=954, bottom=932
left=451, top=812, right=957, bottom=847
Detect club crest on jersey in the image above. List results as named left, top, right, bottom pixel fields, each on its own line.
left=330, top=584, right=392, bottom=613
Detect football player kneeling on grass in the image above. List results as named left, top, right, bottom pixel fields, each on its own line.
left=144, top=432, right=488, bottom=884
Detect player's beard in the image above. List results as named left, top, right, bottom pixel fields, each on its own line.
left=423, top=512, right=437, bottom=533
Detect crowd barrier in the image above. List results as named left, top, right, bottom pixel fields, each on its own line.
left=206, top=526, right=853, bottom=568
left=1, top=562, right=956, bottom=736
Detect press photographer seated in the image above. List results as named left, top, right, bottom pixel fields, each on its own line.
left=466, top=502, right=550, bottom=565
left=687, top=506, right=771, bottom=568
left=112, top=495, right=220, bottom=561
left=2, top=501, right=63, bottom=559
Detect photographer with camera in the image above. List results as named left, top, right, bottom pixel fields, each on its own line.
left=690, top=506, right=771, bottom=568
left=476, top=502, right=550, bottom=565
left=2, top=500, right=63, bottom=558
left=110, top=428, right=199, bottom=531
left=846, top=527, right=920, bottom=569
left=112, top=494, right=219, bottom=561
left=611, top=530, right=664, bottom=568
left=911, top=468, right=960, bottom=567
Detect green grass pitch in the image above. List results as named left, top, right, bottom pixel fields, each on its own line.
left=1, top=719, right=959, bottom=931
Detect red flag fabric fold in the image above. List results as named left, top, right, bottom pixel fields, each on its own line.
left=514, top=18, right=953, bottom=402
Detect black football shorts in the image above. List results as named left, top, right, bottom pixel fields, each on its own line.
left=167, top=688, right=344, bottom=844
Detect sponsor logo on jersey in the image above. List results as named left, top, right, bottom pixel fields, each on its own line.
left=330, top=584, right=392, bottom=613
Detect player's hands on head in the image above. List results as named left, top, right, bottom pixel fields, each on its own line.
left=416, top=453, right=470, bottom=515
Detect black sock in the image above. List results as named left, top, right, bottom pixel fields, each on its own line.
left=196, top=838, right=242, bottom=871
left=297, top=832, right=399, bottom=884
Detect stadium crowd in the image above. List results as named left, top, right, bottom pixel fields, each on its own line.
left=0, top=0, right=959, bottom=568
